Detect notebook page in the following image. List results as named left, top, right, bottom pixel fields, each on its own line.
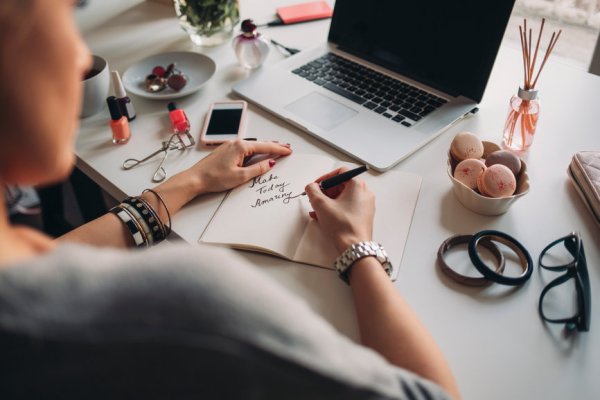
left=200, top=154, right=334, bottom=259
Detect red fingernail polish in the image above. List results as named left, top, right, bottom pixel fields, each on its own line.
left=269, top=159, right=276, bottom=167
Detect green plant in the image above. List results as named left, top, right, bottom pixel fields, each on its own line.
left=176, top=0, right=240, bottom=36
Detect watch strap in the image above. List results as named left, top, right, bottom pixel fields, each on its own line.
left=334, top=241, right=392, bottom=284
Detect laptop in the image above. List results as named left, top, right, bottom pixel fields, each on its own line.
left=233, top=0, right=516, bottom=171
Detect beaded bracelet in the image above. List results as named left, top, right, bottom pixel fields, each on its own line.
left=136, top=196, right=168, bottom=241
left=110, top=190, right=172, bottom=248
left=123, top=196, right=166, bottom=243
left=120, top=201, right=154, bottom=246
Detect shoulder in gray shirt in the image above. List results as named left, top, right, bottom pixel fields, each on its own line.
left=0, top=243, right=449, bottom=400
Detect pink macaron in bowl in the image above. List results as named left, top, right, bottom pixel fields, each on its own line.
left=447, top=140, right=530, bottom=216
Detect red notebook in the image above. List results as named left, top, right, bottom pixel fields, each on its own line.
left=276, top=1, right=333, bottom=24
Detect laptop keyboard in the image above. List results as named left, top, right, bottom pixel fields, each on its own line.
left=292, top=53, right=447, bottom=127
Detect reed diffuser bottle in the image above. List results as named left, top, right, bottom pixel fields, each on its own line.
left=503, top=87, right=540, bottom=152
left=502, top=19, right=561, bottom=153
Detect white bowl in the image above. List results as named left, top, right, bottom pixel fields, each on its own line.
left=122, top=51, right=216, bottom=100
left=447, top=141, right=530, bottom=216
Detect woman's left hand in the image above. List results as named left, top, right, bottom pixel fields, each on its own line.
left=149, top=139, right=291, bottom=223
left=188, top=140, right=292, bottom=194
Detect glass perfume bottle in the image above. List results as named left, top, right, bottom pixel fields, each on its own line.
left=233, top=19, right=269, bottom=69
left=502, top=87, right=540, bottom=153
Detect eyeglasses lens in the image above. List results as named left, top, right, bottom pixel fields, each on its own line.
left=539, top=238, right=579, bottom=322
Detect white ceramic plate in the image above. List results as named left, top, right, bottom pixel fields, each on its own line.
left=122, top=51, right=216, bottom=100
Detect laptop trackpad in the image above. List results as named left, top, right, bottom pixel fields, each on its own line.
left=284, top=92, right=357, bottom=131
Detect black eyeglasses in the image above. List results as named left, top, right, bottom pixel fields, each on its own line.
left=538, top=232, right=591, bottom=332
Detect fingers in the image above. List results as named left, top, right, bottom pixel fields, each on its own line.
left=314, top=166, right=350, bottom=183
left=242, top=158, right=277, bottom=180
left=305, top=182, right=332, bottom=212
left=310, top=167, right=350, bottom=199
left=322, top=182, right=345, bottom=199
left=244, top=140, right=292, bottom=157
left=305, top=183, right=326, bottom=221
left=337, top=178, right=369, bottom=200
left=305, top=182, right=324, bottom=204
left=337, top=177, right=358, bottom=195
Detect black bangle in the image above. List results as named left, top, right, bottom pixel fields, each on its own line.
left=468, top=230, right=533, bottom=286
left=437, top=235, right=505, bottom=286
left=109, top=205, right=147, bottom=248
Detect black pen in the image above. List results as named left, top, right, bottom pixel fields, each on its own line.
left=293, top=165, right=368, bottom=197
left=319, top=165, right=368, bottom=190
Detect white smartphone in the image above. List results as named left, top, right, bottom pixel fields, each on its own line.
left=199, top=100, right=247, bottom=146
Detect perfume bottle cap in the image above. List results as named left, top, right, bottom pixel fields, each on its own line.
left=241, top=19, right=257, bottom=37
left=107, top=96, right=122, bottom=120
left=111, top=70, right=127, bottom=98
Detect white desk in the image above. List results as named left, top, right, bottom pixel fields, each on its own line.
left=76, top=2, right=599, bottom=398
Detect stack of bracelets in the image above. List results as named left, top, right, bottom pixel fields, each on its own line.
left=109, top=189, right=172, bottom=247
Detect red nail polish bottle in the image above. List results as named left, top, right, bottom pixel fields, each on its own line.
left=107, top=96, right=130, bottom=144
left=168, top=102, right=190, bottom=134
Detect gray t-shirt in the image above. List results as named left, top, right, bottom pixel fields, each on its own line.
left=0, top=243, right=449, bottom=399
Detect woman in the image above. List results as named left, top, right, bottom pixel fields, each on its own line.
left=0, top=1, right=460, bottom=399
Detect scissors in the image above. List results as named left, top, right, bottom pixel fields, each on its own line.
left=122, top=131, right=195, bottom=182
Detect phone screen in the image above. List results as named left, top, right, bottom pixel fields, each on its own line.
left=206, top=109, right=243, bottom=136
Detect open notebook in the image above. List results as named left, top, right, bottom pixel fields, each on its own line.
left=199, top=153, right=421, bottom=280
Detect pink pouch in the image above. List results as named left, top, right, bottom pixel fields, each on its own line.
left=568, top=151, right=600, bottom=226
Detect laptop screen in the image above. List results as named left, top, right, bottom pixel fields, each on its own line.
left=328, top=0, right=516, bottom=102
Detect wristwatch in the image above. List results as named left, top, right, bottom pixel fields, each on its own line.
left=334, top=241, right=393, bottom=284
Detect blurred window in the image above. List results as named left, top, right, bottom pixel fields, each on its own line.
left=503, top=0, right=600, bottom=70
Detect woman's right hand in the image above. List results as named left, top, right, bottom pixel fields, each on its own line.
left=304, top=167, right=375, bottom=253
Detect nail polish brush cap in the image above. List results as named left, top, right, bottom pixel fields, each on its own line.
left=111, top=70, right=127, bottom=98
left=107, top=96, right=122, bottom=120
